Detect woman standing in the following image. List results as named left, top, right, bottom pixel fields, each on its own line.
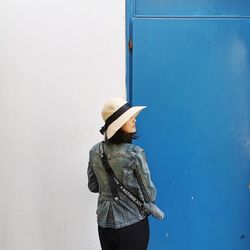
left=87, top=97, right=158, bottom=250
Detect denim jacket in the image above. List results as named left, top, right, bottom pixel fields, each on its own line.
left=87, top=141, right=156, bottom=229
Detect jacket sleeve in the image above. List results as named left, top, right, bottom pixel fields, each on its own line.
left=134, top=148, right=156, bottom=203
left=87, top=151, right=99, bottom=193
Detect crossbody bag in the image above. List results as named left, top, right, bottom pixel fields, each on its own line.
left=99, top=141, right=148, bottom=216
left=99, top=141, right=164, bottom=220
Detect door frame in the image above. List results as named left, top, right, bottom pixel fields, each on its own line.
left=125, top=0, right=135, bottom=104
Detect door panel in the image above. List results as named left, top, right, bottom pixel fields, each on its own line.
left=132, top=18, right=250, bottom=250
left=135, top=0, right=250, bottom=16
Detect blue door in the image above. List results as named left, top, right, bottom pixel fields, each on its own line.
left=126, top=1, right=250, bottom=250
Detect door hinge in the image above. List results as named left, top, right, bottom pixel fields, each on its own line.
left=128, top=39, right=133, bottom=49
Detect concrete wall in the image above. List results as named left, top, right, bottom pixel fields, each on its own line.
left=0, top=0, right=125, bottom=249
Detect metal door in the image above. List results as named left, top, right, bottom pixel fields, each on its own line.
left=126, top=1, right=250, bottom=250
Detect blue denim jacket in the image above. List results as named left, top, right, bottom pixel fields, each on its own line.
left=87, top=141, right=156, bottom=229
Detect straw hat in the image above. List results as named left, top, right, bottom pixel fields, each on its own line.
left=100, top=97, right=146, bottom=139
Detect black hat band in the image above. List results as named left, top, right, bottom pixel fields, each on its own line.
left=100, top=103, right=131, bottom=135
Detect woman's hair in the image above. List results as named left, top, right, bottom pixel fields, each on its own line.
left=106, top=129, right=139, bottom=144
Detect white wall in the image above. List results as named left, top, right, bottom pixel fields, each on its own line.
left=0, top=0, right=125, bottom=249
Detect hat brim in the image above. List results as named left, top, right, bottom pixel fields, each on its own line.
left=106, top=106, right=146, bottom=140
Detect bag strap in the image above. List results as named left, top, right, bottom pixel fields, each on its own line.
left=99, top=142, right=119, bottom=201
left=99, top=142, right=147, bottom=213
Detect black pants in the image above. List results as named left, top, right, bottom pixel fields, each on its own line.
left=98, top=218, right=150, bottom=250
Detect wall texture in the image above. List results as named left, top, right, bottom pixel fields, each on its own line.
left=0, top=0, right=125, bottom=249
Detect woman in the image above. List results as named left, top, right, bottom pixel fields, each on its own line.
left=87, top=97, right=157, bottom=250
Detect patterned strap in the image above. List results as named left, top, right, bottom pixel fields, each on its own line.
left=99, top=142, right=147, bottom=214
